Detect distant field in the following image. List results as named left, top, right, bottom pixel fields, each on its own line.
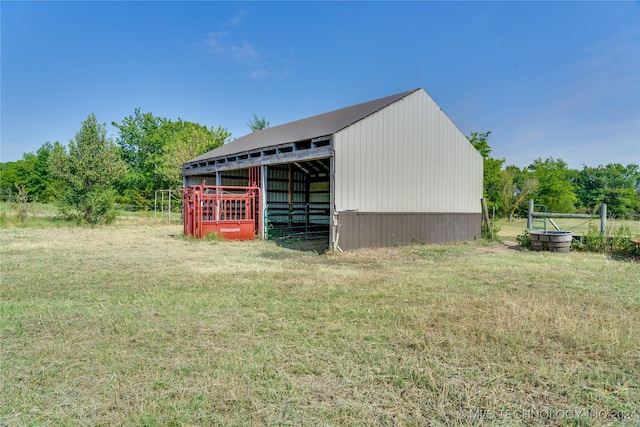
left=2, top=218, right=639, bottom=425
left=497, top=217, right=640, bottom=240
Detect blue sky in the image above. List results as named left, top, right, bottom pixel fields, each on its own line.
left=2, top=1, right=639, bottom=169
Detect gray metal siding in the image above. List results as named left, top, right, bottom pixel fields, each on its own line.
left=337, top=212, right=482, bottom=251
left=333, top=90, right=483, bottom=213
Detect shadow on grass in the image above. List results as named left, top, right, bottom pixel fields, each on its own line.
left=268, top=236, right=330, bottom=254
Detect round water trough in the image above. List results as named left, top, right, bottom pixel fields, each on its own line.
left=529, top=230, right=573, bottom=253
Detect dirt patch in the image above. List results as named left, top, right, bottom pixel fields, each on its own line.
left=474, top=240, right=522, bottom=254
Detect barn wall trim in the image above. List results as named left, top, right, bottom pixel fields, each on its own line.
left=183, top=141, right=332, bottom=176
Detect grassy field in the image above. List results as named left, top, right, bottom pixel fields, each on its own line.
left=1, top=212, right=640, bottom=425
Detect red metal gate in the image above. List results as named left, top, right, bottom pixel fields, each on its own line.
left=183, top=182, right=261, bottom=240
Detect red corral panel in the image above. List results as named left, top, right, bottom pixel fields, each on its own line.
left=182, top=182, right=261, bottom=240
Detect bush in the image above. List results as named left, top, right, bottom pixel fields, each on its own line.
left=481, top=220, right=502, bottom=241
left=57, top=189, right=119, bottom=225
left=572, top=224, right=640, bottom=258
left=572, top=225, right=605, bottom=253
left=516, top=229, right=531, bottom=249
left=11, top=185, right=31, bottom=223
left=610, top=225, right=640, bottom=258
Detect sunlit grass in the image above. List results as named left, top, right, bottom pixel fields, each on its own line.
left=1, top=221, right=639, bottom=425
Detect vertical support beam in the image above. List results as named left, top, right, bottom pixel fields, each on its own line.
left=288, top=163, right=294, bottom=226
left=329, top=151, right=337, bottom=251
left=215, top=187, right=219, bottom=222
left=305, top=170, right=311, bottom=238
left=260, top=164, right=267, bottom=239
left=305, top=171, right=311, bottom=205
left=216, top=171, right=221, bottom=187
left=527, top=199, right=534, bottom=230
left=601, top=204, right=607, bottom=236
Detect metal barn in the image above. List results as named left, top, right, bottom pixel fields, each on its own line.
left=182, top=88, right=483, bottom=251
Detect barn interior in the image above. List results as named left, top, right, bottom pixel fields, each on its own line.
left=215, top=159, right=331, bottom=250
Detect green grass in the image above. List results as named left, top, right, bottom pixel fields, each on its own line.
left=1, top=213, right=640, bottom=425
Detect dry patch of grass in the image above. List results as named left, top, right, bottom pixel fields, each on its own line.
left=1, top=225, right=639, bottom=426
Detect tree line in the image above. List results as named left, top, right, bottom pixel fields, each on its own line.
left=1, top=111, right=232, bottom=222
left=1, top=113, right=639, bottom=224
left=469, top=131, right=640, bottom=220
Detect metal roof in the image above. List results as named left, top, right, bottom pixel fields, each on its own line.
left=186, top=88, right=420, bottom=163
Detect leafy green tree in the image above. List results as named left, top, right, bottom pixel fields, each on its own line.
left=0, top=161, right=25, bottom=200
left=499, top=166, right=538, bottom=221
left=157, top=120, right=231, bottom=189
left=468, top=131, right=505, bottom=214
left=0, top=142, right=60, bottom=202
left=575, top=163, right=640, bottom=217
left=113, top=110, right=231, bottom=208
left=527, top=157, right=577, bottom=213
left=112, top=109, right=165, bottom=206
left=247, top=114, right=269, bottom=132
left=50, top=114, right=126, bottom=224
left=27, top=142, right=59, bottom=202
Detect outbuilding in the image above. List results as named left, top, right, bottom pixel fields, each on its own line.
left=182, top=88, right=483, bottom=251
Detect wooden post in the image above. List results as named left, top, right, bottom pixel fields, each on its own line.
left=492, top=206, right=496, bottom=238
left=481, top=198, right=491, bottom=237
left=600, top=204, right=607, bottom=236
left=527, top=199, right=534, bottom=229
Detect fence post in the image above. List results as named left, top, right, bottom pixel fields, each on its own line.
left=600, top=204, right=607, bottom=236
left=481, top=198, right=490, bottom=233
left=527, top=199, right=534, bottom=230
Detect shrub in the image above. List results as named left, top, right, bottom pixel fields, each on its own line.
left=516, top=229, right=531, bottom=249
left=481, top=220, right=502, bottom=242
left=11, top=185, right=31, bottom=223
left=611, top=225, right=640, bottom=258
left=572, top=224, right=640, bottom=258
left=572, top=224, right=605, bottom=253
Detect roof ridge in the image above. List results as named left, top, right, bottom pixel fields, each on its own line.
left=259, top=88, right=420, bottom=133
left=330, top=88, right=420, bottom=134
